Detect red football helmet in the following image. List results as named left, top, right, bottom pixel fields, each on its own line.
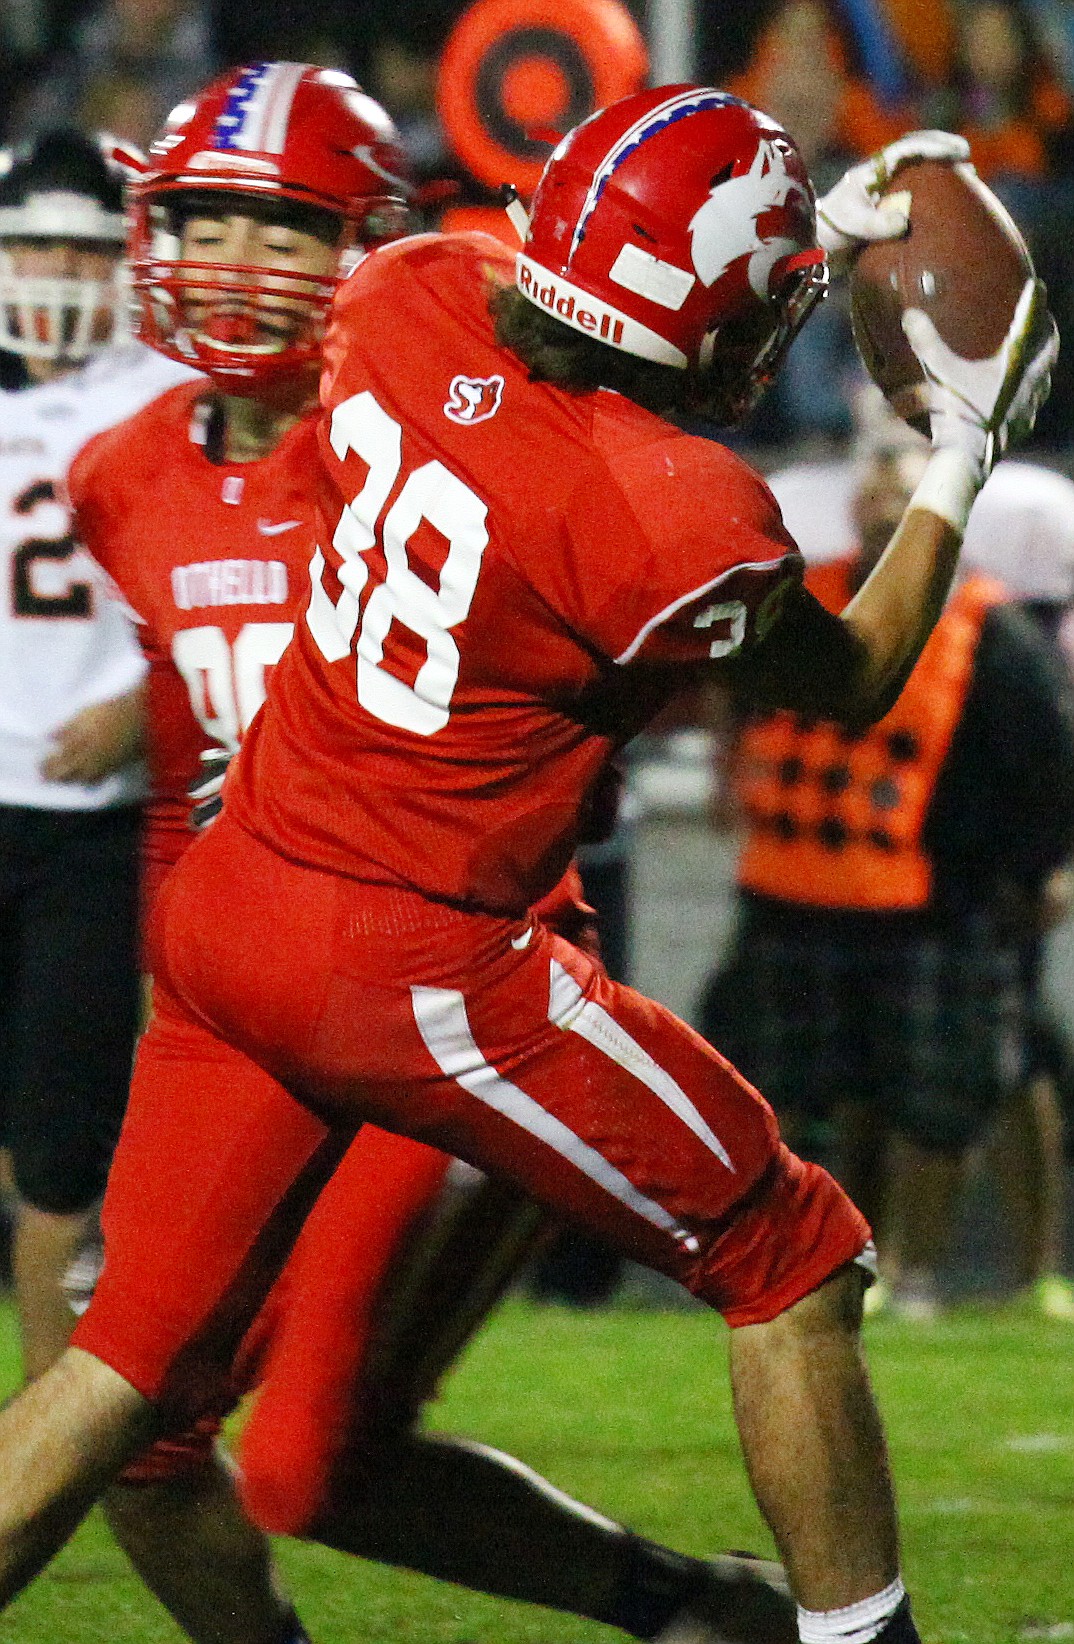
left=129, top=63, right=413, bottom=393
left=516, top=85, right=828, bottom=421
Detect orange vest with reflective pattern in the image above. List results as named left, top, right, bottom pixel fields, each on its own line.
left=735, top=559, right=1007, bottom=910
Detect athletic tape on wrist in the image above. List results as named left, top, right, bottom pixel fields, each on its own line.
left=908, top=448, right=982, bottom=535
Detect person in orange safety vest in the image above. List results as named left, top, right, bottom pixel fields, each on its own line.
left=699, top=439, right=1074, bottom=1318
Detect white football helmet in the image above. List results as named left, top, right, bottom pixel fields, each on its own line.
left=0, top=129, right=131, bottom=365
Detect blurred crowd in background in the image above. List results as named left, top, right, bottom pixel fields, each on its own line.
left=4, top=0, right=1074, bottom=452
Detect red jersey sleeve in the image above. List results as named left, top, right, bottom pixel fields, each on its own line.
left=562, top=426, right=803, bottom=668
left=69, top=424, right=150, bottom=625
left=68, top=427, right=113, bottom=566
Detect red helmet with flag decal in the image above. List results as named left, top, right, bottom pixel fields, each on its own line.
left=515, top=85, right=827, bottom=421
left=129, top=63, right=413, bottom=393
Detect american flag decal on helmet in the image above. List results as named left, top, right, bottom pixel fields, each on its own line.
left=567, top=87, right=741, bottom=265
left=211, top=62, right=307, bottom=154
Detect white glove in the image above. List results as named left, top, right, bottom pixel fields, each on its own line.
left=816, top=130, right=971, bottom=273
left=901, top=276, right=1059, bottom=475
left=188, top=744, right=233, bottom=831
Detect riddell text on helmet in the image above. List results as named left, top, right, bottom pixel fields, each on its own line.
left=517, top=262, right=625, bottom=345
left=515, top=253, right=688, bottom=366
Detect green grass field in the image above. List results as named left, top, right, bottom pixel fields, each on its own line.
left=0, top=1295, right=1071, bottom=1644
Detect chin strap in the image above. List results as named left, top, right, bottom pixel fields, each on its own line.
left=500, top=184, right=530, bottom=244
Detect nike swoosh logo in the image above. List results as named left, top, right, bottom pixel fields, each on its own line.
left=257, top=519, right=302, bottom=536
left=510, top=926, right=534, bottom=950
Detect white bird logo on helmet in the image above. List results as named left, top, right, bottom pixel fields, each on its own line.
left=688, top=138, right=808, bottom=297
left=351, top=144, right=412, bottom=192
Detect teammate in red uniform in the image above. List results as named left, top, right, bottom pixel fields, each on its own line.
left=70, top=66, right=795, bottom=1644
left=0, top=83, right=1056, bottom=1644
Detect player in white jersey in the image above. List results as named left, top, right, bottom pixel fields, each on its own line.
left=0, top=129, right=195, bottom=1382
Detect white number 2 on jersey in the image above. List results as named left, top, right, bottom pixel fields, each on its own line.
left=306, top=390, right=489, bottom=736
left=172, top=621, right=293, bottom=749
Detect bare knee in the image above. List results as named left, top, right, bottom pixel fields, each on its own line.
left=791, top=1262, right=868, bottom=1333
left=0, top=1347, right=154, bottom=1602
left=34, top=1347, right=152, bottom=1447
left=739, top=1262, right=869, bottom=1351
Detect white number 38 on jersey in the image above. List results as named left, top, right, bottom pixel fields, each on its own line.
left=307, top=391, right=489, bottom=736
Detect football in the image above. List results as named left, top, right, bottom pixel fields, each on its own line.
left=847, top=158, right=1034, bottom=434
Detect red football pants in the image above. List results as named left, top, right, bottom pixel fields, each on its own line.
left=75, top=813, right=868, bottom=1422
left=115, top=858, right=589, bottom=1506
left=115, top=1111, right=454, bottom=1525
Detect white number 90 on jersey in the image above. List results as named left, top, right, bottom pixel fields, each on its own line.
left=172, top=621, right=293, bottom=749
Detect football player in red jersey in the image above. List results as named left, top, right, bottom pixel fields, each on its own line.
left=0, top=83, right=1057, bottom=1644
left=70, top=65, right=797, bottom=1644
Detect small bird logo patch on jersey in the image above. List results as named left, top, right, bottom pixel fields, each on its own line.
left=444, top=374, right=504, bottom=425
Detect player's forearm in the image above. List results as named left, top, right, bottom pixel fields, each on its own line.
left=839, top=482, right=972, bottom=725
left=41, top=681, right=147, bottom=784
left=105, top=682, right=148, bottom=767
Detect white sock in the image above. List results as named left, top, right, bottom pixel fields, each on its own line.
left=797, top=1577, right=906, bottom=1644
